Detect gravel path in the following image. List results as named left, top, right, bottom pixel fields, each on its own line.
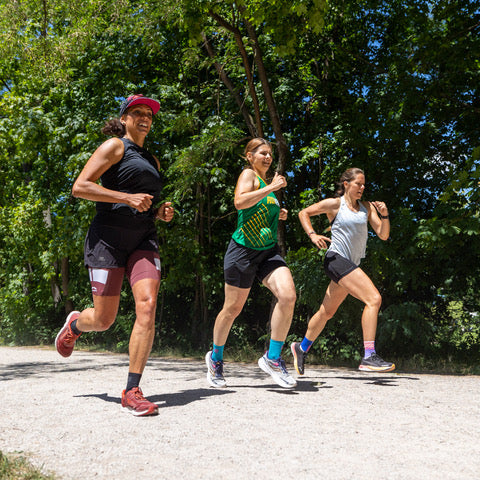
left=0, top=346, right=479, bottom=479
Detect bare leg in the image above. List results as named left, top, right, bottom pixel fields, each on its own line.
left=337, top=268, right=382, bottom=342
left=128, top=278, right=160, bottom=374
left=213, top=284, right=251, bottom=346
left=257, top=267, right=297, bottom=388
left=75, top=295, right=120, bottom=332
left=262, top=266, right=296, bottom=341
left=304, top=280, right=349, bottom=342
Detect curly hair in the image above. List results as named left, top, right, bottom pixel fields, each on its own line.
left=101, top=118, right=125, bottom=138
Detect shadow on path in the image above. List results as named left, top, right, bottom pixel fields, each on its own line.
left=0, top=359, right=128, bottom=381
left=74, top=388, right=235, bottom=408
left=313, top=374, right=420, bottom=387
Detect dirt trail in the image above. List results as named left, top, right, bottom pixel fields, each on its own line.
left=0, top=346, right=479, bottom=479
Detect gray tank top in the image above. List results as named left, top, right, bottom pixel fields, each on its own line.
left=327, top=196, right=368, bottom=265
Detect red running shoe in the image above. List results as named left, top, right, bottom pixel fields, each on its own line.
left=121, top=387, right=159, bottom=416
left=55, top=311, right=81, bottom=358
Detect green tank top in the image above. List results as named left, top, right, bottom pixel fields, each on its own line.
left=231, top=175, right=280, bottom=250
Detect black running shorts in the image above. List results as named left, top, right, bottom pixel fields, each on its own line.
left=84, top=213, right=161, bottom=295
left=223, top=239, right=287, bottom=289
left=323, top=250, right=358, bottom=284
left=84, top=212, right=159, bottom=269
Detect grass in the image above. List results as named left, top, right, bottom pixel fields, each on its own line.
left=0, top=452, right=55, bottom=480
left=151, top=345, right=480, bottom=375
left=393, top=354, right=480, bottom=375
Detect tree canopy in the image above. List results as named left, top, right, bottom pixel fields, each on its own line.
left=0, top=0, right=479, bottom=365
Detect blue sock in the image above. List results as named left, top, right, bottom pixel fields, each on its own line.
left=267, top=339, right=284, bottom=360
left=364, top=340, right=375, bottom=358
left=300, top=336, right=314, bottom=353
left=212, top=343, right=224, bottom=362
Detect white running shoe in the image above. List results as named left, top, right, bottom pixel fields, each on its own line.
left=205, top=351, right=227, bottom=388
left=258, top=352, right=297, bottom=389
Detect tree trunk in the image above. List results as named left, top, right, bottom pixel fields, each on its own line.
left=61, top=257, right=73, bottom=313
left=243, top=18, right=289, bottom=255
left=208, top=11, right=264, bottom=138
left=192, top=183, right=209, bottom=346
left=202, top=33, right=258, bottom=137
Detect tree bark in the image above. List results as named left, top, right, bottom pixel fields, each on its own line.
left=208, top=11, right=264, bottom=138
left=243, top=18, right=289, bottom=255
left=208, top=9, right=289, bottom=254
left=202, top=32, right=257, bottom=137
left=243, top=18, right=289, bottom=176
left=61, top=257, right=73, bottom=313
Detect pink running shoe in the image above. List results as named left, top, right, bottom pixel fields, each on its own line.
left=121, top=387, right=159, bottom=416
left=55, top=311, right=81, bottom=358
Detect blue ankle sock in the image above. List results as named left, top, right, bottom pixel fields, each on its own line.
left=267, top=339, right=284, bottom=360
left=364, top=340, right=375, bottom=358
left=300, top=336, right=313, bottom=353
left=212, top=343, right=224, bottom=362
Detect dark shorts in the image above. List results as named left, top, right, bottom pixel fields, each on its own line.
left=323, top=250, right=358, bottom=284
left=84, top=213, right=159, bottom=268
left=224, top=239, right=287, bottom=289
left=84, top=213, right=161, bottom=295
left=88, top=251, right=161, bottom=296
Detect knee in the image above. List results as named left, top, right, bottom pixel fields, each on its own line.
left=135, top=295, right=158, bottom=320
left=320, top=306, right=335, bottom=321
left=277, top=288, right=297, bottom=308
left=94, top=314, right=116, bottom=331
left=221, top=304, right=243, bottom=322
left=367, top=292, right=382, bottom=310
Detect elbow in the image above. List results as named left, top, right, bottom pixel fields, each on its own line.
left=298, top=210, right=309, bottom=224
left=71, top=183, right=80, bottom=198
left=71, top=180, right=84, bottom=198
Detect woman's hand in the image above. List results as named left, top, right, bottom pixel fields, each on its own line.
left=371, top=201, right=388, bottom=217
left=155, top=202, right=175, bottom=222
left=127, top=193, right=154, bottom=212
left=270, top=172, right=287, bottom=191
left=309, top=233, right=331, bottom=250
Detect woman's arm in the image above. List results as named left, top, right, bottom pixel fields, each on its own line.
left=298, top=198, right=340, bottom=249
left=72, top=138, right=154, bottom=213
left=233, top=169, right=287, bottom=210
left=367, top=201, right=390, bottom=240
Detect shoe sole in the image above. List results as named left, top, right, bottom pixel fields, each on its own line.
left=258, top=357, right=297, bottom=389
left=290, top=343, right=305, bottom=376
left=55, top=311, right=80, bottom=358
left=205, top=352, right=227, bottom=388
left=121, top=404, right=159, bottom=417
left=358, top=364, right=396, bottom=373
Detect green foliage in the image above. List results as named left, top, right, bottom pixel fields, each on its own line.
left=0, top=0, right=479, bottom=365
left=442, top=301, right=480, bottom=351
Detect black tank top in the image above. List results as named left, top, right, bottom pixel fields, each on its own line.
left=96, top=137, right=163, bottom=218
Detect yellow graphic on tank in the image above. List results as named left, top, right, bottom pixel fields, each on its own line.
left=240, top=204, right=274, bottom=248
